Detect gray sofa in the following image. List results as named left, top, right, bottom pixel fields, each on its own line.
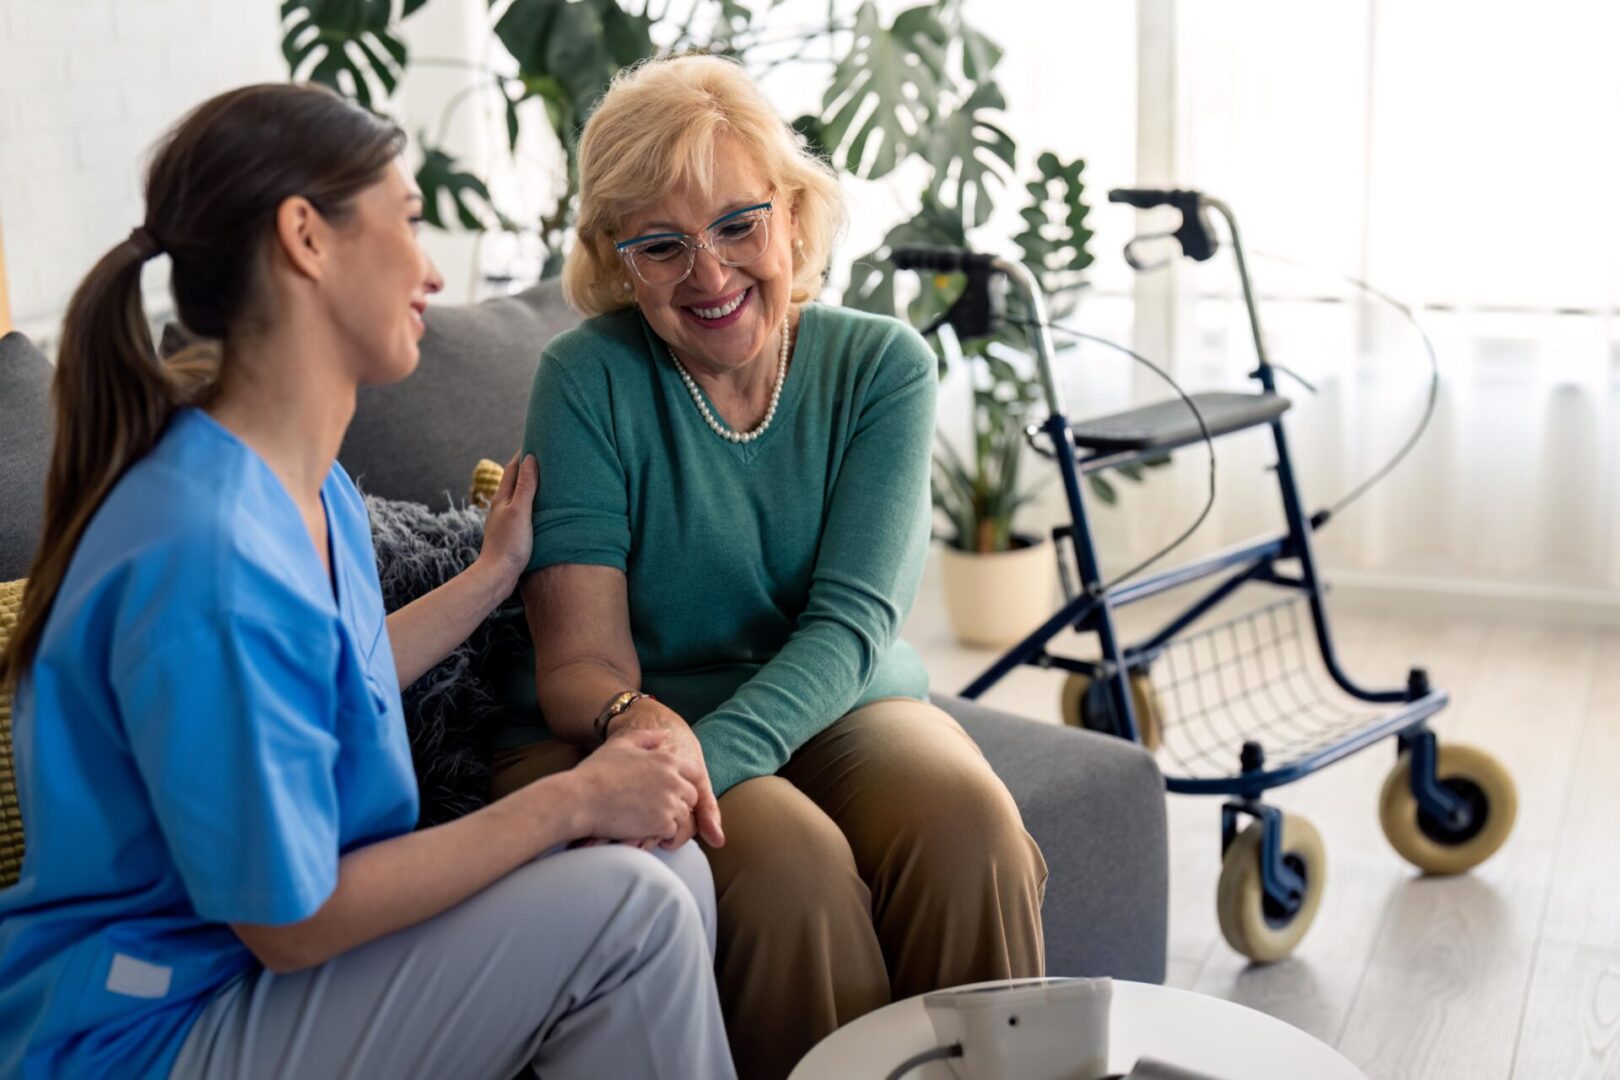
left=0, top=284, right=1167, bottom=983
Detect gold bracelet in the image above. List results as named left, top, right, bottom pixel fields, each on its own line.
left=592, top=689, right=652, bottom=744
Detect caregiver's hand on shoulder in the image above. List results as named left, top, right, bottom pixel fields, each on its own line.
left=477, top=451, right=538, bottom=594
left=384, top=452, right=538, bottom=690
left=569, top=730, right=700, bottom=845
left=606, top=698, right=725, bottom=849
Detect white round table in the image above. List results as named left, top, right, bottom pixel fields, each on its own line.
left=789, top=980, right=1367, bottom=1080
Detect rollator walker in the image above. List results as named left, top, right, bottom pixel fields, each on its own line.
left=892, top=188, right=1517, bottom=962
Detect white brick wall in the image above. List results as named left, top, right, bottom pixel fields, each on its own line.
left=0, top=0, right=282, bottom=342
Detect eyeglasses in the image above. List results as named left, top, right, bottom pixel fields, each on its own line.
left=615, top=199, right=774, bottom=287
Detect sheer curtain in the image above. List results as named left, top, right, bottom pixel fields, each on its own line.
left=999, top=0, right=1620, bottom=612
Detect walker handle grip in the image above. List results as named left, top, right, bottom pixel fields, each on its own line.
left=1109, top=188, right=1181, bottom=209
left=1109, top=188, right=1219, bottom=263
left=890, top=246, right=998, bottom=274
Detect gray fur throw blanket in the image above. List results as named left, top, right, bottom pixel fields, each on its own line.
left=364, top=493, right=531, bottom=828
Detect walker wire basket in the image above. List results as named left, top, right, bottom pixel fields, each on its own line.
left=1144, top=594, right=1407, bottom=789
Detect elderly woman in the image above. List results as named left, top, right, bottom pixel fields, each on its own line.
left=492, top=55, right=1047, bottom=1078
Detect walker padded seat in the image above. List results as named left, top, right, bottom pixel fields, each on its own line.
left=1071, top=391, right=1290, bottom=454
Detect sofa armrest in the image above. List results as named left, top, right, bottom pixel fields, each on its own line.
left=935, top=694, right=1168, bottom=984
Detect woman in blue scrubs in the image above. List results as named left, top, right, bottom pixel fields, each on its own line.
left=0, top=84, right=734, bottom=1080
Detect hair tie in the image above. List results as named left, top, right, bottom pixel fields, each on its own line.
left=128, top=227, right=164, bottom=261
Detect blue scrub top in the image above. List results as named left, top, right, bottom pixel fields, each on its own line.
left=0, top=408, right=419, bottom=1080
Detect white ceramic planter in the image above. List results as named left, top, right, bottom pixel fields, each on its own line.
left=938, top=537, right=1058, bottom=648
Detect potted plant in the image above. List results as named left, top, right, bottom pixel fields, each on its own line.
left=928, top=350, right=1169, bottom=648
left=931, top=345, right=1057, bottom=647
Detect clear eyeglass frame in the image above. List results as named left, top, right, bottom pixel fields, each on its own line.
left=614, top=200, right=775, bottom=287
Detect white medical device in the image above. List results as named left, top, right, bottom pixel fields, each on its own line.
left=919, top=977, right=1113, bottom=1080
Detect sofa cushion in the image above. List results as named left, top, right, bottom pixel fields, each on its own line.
left=0, top=334, right=52, bottom=580
left=339, top=281, right=581, bottom=508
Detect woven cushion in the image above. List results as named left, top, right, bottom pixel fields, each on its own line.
left=1, top=578, right=25, bottom=888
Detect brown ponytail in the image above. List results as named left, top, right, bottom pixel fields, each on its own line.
left=0, top=83, right=403, bottom=689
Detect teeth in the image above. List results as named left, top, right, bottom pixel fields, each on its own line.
left=692, top=289, right=747, bottom=320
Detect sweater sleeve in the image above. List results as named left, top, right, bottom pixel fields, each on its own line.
left=693, top=326, right=937, bottom=795
left=522, top=351, right=631, bottom=575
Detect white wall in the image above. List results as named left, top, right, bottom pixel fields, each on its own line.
left=0, top=0, right=282, bottom=344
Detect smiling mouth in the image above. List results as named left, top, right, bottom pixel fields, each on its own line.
left=686, top=287, right=750, bottom=322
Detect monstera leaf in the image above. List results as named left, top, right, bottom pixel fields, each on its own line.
left=416, top=142, right=512, bottom=231
left=791, top=112, right=832, bottom=161
left=843, top=192, right=967, bottom=329
left=493, top=0, right=655, bottom=195
left=281, top=0, right=414, bottom=109
left=495, top=0, right=654, bottom=146
left=958, top=21, right=1003, bottom=81
left=818, top=2, right=948, bottom=180
left=926, top=82, right=1015, bottom=229
left=845, top=191, right=1029, bottom=362
left=701, top=0, right=755, bottom=49
left=1014, top=151, right=1095, bottom=304
left=926, top=0, right=1002, bottom=81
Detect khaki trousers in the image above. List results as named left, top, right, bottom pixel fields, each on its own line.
left=492, top=698, right=1047, bottom=1080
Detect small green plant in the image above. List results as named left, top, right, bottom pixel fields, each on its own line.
left=932, top=349, right=1044, bottom=554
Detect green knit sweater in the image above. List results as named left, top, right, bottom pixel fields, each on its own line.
left=517, top=302, right=937, bottom=796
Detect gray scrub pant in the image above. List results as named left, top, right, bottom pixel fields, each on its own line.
left=168, top=843, right=735, bottom=1080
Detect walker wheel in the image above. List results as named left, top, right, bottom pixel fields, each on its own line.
left=1059, top=671, right=1163, bottom=751
left=1216, top=813, right=1326, bottom=964
left=1059, top=673, right=1088, bottom=727
left=1379, top=742, right=1516, bottom=875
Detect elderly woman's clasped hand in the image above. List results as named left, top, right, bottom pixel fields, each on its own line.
left=599, top=697, right=725, bottom=850
left=564, top=727, right=714, bottom=848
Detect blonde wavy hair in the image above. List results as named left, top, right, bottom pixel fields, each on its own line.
left=562, top=54, right=845, bottom=316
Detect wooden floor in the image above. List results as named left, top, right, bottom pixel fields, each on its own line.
left=904, top=578, right=1620, bottom=1080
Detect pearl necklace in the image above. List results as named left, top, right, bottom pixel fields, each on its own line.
left=668, top=315, right=790, bottom=444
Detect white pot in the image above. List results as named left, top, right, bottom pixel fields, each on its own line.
left=938, top=537, right=1058, bottom=649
